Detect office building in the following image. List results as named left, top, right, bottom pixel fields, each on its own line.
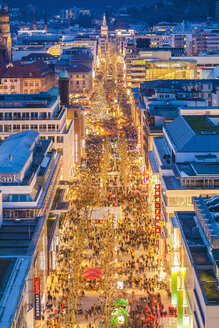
left=0, top=89, right=74, bottom=180
left=171, top=195, right=219, bottom=327
left=147, top=115, right=219, bottom=259
left=0, top=132, right=60, bottom=328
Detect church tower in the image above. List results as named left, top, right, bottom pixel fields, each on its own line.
left=0, top=7, right=12, bottom=65
left=101, top=14, right=108, bottom=38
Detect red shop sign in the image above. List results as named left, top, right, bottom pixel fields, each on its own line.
left=155, top=227, right=161, bottom=234
left=155, top=184, right=160, bottom=190
left=34, top=277, right=40, bottom=295
left=155, top=203, right=161, bottom=209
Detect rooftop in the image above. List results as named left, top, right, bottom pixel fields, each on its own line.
left=0, top=87, right=59, bottom=109
left=176, top=211, right=219, bottom=304
left=0, top=61, right=53, bottom=79
left=0, top=131, right=38, bottom=174
left=165, top=115, right=219, bottom=152
left=0, top=218, right=39, bottom=255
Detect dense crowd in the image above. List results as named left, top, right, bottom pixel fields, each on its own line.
left=44, top=55, right=174, bottom=328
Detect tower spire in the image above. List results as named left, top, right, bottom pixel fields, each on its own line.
left=44, top=13, right=48, bottom=32
left=103, top=14, right=106, bottom=26
left=33, top=12, right=37, bottom=31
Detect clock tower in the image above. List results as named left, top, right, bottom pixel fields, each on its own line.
left=0, top=7, right=12, bottom=65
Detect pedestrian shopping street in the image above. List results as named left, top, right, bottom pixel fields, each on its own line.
left=44, top=49, right=176, bottom=328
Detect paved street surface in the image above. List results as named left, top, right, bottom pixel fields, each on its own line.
left=44, top=49, right=175, bottom=328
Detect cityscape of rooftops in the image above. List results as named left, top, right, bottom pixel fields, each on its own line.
left=1, top=1, right=219, bottom=328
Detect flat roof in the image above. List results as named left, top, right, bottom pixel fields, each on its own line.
left=0, top=258, right=16, bottom=302
left=0, top=256, right=31, bottom=327
left=176, top=211, right=219, bottom=304
left=0, top=218, right=39, bottom=255
left=0, top=131, right=38, bottom=174
left=184, top=115, right=219, bottom=135
left=0, top=88, right=59, bottom=109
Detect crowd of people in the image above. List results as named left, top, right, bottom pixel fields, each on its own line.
left=43, top=53, right=175, bottom=328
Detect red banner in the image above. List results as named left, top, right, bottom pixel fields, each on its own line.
left=154, top=184, right=161, bottom=233
left=155, top=184, right=160, bottom=190
left=34, top=277, right=40, bottom=295
left=155, top=220, right=160, bottom=227
left=34, top=277, right=41, bottom=320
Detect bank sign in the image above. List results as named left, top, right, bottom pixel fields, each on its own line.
left=34, top=277, right=41, bottom=320
left=0, top=174, right=20, bottom=183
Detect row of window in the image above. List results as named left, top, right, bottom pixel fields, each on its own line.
left=23, top=89, right=40, bottom=93
left=0, top=112, right=52, bottom=120
left=24, top=81, right=39, bottom=86
left=70, top=81, right=86, bottom=85
left=2, top=79, right=18, bottom=83
left=0, top=124, right=59, bottom=132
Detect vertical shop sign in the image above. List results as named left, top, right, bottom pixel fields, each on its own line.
left=34, top=277, right=41, bottom=320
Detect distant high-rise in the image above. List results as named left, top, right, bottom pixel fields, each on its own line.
left=0, top=7, right=12, bottom=65
left=216, top=0, right=219, bottom=19
left=59, top=69, right=69, bottom=107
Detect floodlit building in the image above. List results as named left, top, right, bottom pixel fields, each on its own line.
left=0, top=130, right=60, bottom=219
left=147, top=115, right=219, bottom=259
left=171, top=195, right=219, bottom=328
left=0, top=131, right=61, bottom=327
left=0, top=61, right=55, bottom=94
left=0, top=88, right=74, bottom=180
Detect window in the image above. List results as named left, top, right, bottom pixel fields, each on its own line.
left=22, top=124, right=29, bottom=131
left=30, top=124, right=38, bottom=130
left=13, top=125, right=20, bottom=131
left=39, top=124, right=47, bottom=132
left=57, top=148, right=63, bottom=155
left=14, top=112, right=21, bottom=120
left=0, top=125, right=3, bottom=132
left=5, top=113, right=12, bottom=120
left=57, top=136, right=63, bottom=143
left=76, top=81, right=79, bottom=85
left=31, top=112, right=38, bottom=119
left=4, top=125, right=11, bottom=132
left=48, top=124, right=55, bottom=131
left=22, top=112, right=29, bottom=120
left=48, top=136, right=55, bottom=142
